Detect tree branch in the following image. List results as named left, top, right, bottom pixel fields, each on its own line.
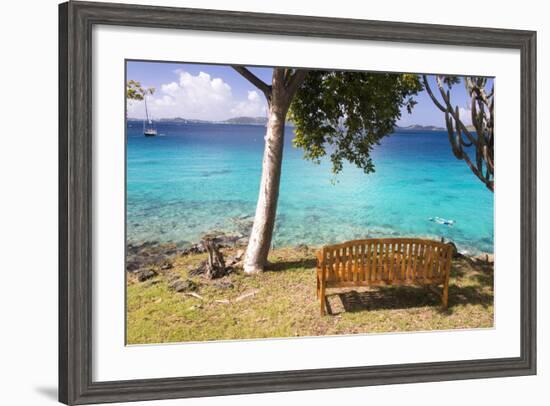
left=435, top=76, right=477, bottom=144
left=232, top=66, right=272, bottom=100
left=428, top=75, right=494, bottom=192
left=286, top=69, right=309, bottom=98
left=422, top=75, right=447, bottom=112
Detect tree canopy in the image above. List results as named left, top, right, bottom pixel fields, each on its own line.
left=126, top=79, right=155, bottom=101
left=289, top=71, right=422, bottom=175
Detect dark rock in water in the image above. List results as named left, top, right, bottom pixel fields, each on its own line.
left=169, top=278, right=198, bottom=292
left=295, top=244, right=309, bottom=252
left=137, top=268, right=157, bottom=282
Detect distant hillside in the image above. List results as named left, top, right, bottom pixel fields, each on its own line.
left=158, top=117, right=212, bottom=124
left=128, top=117, right=444, bottom=131
left=395, top=124, right=445, bottom=132
left=127, top=116, right=268, bottom=125
left=223, top=116, right=268, bottom=125
left=127, top=117, right=211, bottom=124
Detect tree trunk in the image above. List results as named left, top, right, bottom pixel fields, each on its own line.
left=232, top=67, right=308, bottom=274
left=243, top=106, right=287, bottom=273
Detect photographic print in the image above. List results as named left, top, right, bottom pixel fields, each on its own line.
left=125, top=61, right=494, bottom=345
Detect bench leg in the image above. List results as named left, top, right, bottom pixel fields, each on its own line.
left=316, top=273, right=320, bottom=299
left=320, top=284, right=326, bottom=316
left=442, top=281, right=449, bottom=310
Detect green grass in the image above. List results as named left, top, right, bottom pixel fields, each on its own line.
left=126, top=246, right=494, bottom=344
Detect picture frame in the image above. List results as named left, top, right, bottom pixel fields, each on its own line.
left=59, top=1, right=537, bottom=404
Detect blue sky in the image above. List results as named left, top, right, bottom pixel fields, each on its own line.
left=127, top=60, right=491, bottom=127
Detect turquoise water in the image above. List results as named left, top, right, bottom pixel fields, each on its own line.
left=126, top=122, right=493, bottom=254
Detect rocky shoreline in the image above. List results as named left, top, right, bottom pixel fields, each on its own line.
left=126, top=230, right=249, bottom=282
left=126, top=230, right=493, bottom=283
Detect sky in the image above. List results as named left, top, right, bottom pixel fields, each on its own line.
left=126, top=60, right=492, bottom=127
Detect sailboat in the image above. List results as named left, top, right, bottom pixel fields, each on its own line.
left=143, top=93, right=157, bottom=137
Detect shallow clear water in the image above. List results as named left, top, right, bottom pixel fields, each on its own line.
left=126, top=122, right=493, bottom=254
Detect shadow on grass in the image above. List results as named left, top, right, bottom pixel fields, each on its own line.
left=331, top=286, right=440, bottom=314
left=326, top=257, right=494, bottom=315
left=266, top=258, right=317, bottom=272
left=327, top=283, right=493, bottom=315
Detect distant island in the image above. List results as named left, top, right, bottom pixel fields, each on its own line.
left=394, top=124, right=478, bottom=132
left=223, top=116, right=268, bottom=125
left=394, top=124, right=445, bottom=132
left=127, top=116, right=269, bottom=126
left=127, top=116, right=459, bottom=131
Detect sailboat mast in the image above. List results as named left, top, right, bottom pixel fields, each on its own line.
left=144, top=93, right=150, bottom=123
left=142, top=89, right=157, bottom=136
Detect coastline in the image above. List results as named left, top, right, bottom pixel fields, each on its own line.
left=126, top=226, right=494, bottom=275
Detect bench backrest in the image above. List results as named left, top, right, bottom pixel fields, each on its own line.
left=318, top=238, right=453, bottom=285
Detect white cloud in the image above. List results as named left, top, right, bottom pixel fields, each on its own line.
left=161, top=82, right=179, bottom=95
left=458, top=107, right=472, bottom=126
left=154, top=95, right=175, bottom=107
left=230, top=90, right=267, bottom=117
left=248, top=90, right=260, bottom=101
left=127, top=71, right=267, bottom=121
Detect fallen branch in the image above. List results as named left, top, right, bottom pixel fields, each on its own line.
left=235, top=289, right=259, bottom=302
left=184, top=292, right=204, bottom=300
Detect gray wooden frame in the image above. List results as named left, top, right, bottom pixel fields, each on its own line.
left=59, top=1, right=537, bottom=404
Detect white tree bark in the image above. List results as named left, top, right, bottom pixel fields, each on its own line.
left=233, top=67, right=308, bottom=274
left=243, top=69, right=290, bottom=273
left=243, top=106, right=287, bottom=273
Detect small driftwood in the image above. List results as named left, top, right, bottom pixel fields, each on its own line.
left=234, top=290, right=259, bottom=302
left=203, top=239, right=227, bottom=279
left=188, top=239, right=231, bottom=279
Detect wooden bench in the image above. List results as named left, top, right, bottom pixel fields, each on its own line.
left=316, top=238, right=454, bottom=315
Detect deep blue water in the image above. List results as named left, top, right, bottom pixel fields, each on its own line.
left=126, top=122, right=493, bottom=254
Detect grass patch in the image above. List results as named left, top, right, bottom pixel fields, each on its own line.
left=126, top=246, right=493, bottom=344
